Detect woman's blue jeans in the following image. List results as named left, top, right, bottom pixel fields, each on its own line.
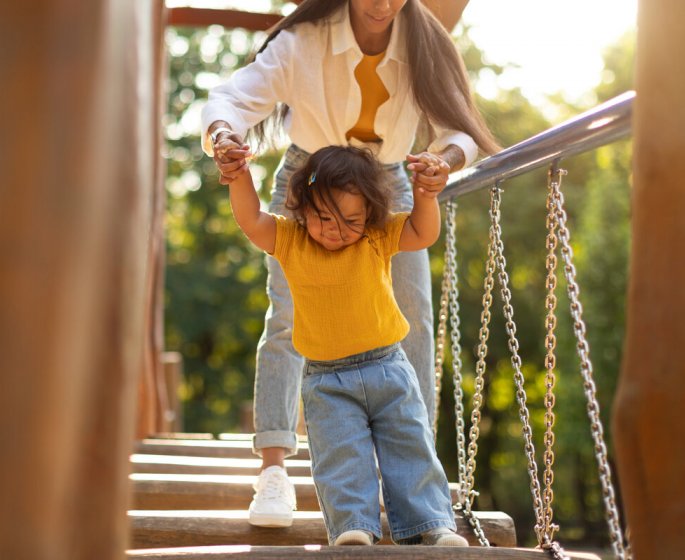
left=253, top=144, right=435, bottom=456
left=302, top=343, right=456, bottom=544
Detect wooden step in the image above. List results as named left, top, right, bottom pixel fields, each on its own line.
left=131, top=474, right=465, bottom=511
left=131, top=455, right=313, bottom=477
left=150, top=433, right=218, bottom=440
left=130, top=474, right=319, bottom=510
left=128, top=510, right=516, bottom=549
left=133, top=439, right=310, bottom=460
left=148, top=433, right=309, bottom=442
left=126, top=544, right=601, bottom=559
left=217, top=433, right=308, bottom=443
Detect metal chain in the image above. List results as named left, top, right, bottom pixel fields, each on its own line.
left=541, top=166, right=560, bottom=540
left=433, top=209, right=451, bottom=434
left=449, top=204, right=490, bottom=547
left=455, top=206, right=498, bottom=547
left=549, top=169, right=631, bottom=560
left=465, top=220, right=496, bottom=499
left=444, top=200, right=468, bottom=493
left=435, top=200, right=490, bottom=546
left=488, top=186, right=551, bottom=548
left=536, top=166, right=564, bottom=557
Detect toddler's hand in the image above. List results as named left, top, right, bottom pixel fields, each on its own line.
left=406, top=152, right=450, bottom=198
left=214, top=140, right=252, bottom=185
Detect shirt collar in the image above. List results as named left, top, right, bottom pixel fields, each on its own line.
left=330, top=2, right=408, bottom=64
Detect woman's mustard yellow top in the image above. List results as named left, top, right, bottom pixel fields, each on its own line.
left=346, top=52, right=390, bottom=143
left=270, top=212, right=410, bottom=361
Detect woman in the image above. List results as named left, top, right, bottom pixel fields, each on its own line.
left=201, top=0, right=498, bottom=528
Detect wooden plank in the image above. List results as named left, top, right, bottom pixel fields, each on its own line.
left=217, top=433, right=309, bottom=443
left=130, top=455, right=312, bottom=477
left=127, top=544, right=600, bottom=559
left=131, top=474, right=466, bottom=511
left=130, top=474, right=319, bottom=511
left=168, top=8, right=281, bottom=31
left=151, top=434, right=216, bottom=440
left=216, top=434, right=254, bottom=441
left=128, top=510, right=516, bottom=549
left=133, top=440, right=311, bottom=460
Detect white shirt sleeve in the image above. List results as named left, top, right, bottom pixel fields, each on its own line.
left=200, top=29, right=295, bottom=155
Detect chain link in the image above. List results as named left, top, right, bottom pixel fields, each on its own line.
left=490, top=184, right=571, bottom=560
left=435, top=172, right=629, bottom=559
left=455, top=203, right=499, bottom=547
left=488, top=186, right=548, bottom=536
left=539, top=166, right=561, bottom=546
left=548, top=168, right=631, bottom=559
left=444, top=201, right=468, bottom=498
left=447, top=200, right=491, bottom=546
left=434, top=200, right=490, bottom=546
left=433, top=214, right=451, bottom=434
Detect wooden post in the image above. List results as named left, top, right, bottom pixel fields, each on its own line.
left=0, top=1, right=165, bottom=559
left=613, top=0, right=685, bottom=558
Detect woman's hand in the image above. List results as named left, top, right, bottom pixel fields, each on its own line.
left=406, top=152, right=451, bottom=198
left=212, top=130, right=251, bottom=185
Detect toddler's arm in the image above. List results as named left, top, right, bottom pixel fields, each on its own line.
left=399, top=154, right=448, bottom=251
left=226, top=146, right=276, bottom=254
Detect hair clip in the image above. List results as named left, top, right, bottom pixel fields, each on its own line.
left=308, top=171, right=317, bottom=186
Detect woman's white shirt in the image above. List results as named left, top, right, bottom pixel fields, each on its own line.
left=201, top=3, right=478, bottom=166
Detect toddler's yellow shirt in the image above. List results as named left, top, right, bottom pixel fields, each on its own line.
left=270, top=212, right=411, bottom=361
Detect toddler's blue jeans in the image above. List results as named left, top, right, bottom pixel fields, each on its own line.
left=302, top=343, right=456, bottom=544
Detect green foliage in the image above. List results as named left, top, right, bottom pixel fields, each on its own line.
left=164, top=25, right=281, bottom=433
left=164, top=20, right=634, bottom=549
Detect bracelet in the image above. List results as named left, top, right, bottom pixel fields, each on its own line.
left=210, top=126, right=233, bottom=146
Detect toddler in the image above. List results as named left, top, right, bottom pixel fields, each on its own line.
left=225, top=144, right=467, bottom=547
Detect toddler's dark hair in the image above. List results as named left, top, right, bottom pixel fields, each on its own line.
left=286, top=145, right=392, bottom=230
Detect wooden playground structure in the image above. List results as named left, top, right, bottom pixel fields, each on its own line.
left=1, top=1, right=683, bottom=559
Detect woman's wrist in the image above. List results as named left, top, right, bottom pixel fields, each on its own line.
left=209, top=121, right=234, bottom=147
left=437, top=144, right=465, bottom=171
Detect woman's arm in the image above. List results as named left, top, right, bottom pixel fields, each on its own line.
left=200, top=28, right=295, bottom=155
left=227, top=147, right=276, bottom=254
left=421, top=0, right=469, bottom=32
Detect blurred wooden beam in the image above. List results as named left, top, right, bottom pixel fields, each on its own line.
left=0, top=0, right=165, bottom=558
left=167, top=1, right=469, bottom=32
left=613, top=0, right=685, bottom=558
left=168, top=8, right=281, bottom=31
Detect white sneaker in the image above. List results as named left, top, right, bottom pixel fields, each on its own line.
left=334, top=530, right=374, bottom=546
left=421, top=527, right=469, bottom=546
left=248, top=466, right=296, bottom=527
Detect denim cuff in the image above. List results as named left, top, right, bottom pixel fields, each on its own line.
left=253, top=430, right=299, bottom=458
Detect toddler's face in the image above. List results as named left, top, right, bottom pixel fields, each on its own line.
left=305, top=188, right=369, bottom=251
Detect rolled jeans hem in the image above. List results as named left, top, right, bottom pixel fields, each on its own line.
left=252, top=430, right=299, bottom=458
left=392, top=519, right=458, bottom=543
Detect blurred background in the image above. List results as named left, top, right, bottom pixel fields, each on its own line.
left=162, top=0, right=635, bottom=549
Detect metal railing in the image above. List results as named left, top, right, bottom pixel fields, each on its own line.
left=439, top=90, right=635, bottom=202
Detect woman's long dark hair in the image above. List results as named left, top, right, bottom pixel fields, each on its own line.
left=247, top=0, right=499, bottom=155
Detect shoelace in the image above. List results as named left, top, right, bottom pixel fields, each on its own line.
left=256, top=472, right=294, bottom=502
